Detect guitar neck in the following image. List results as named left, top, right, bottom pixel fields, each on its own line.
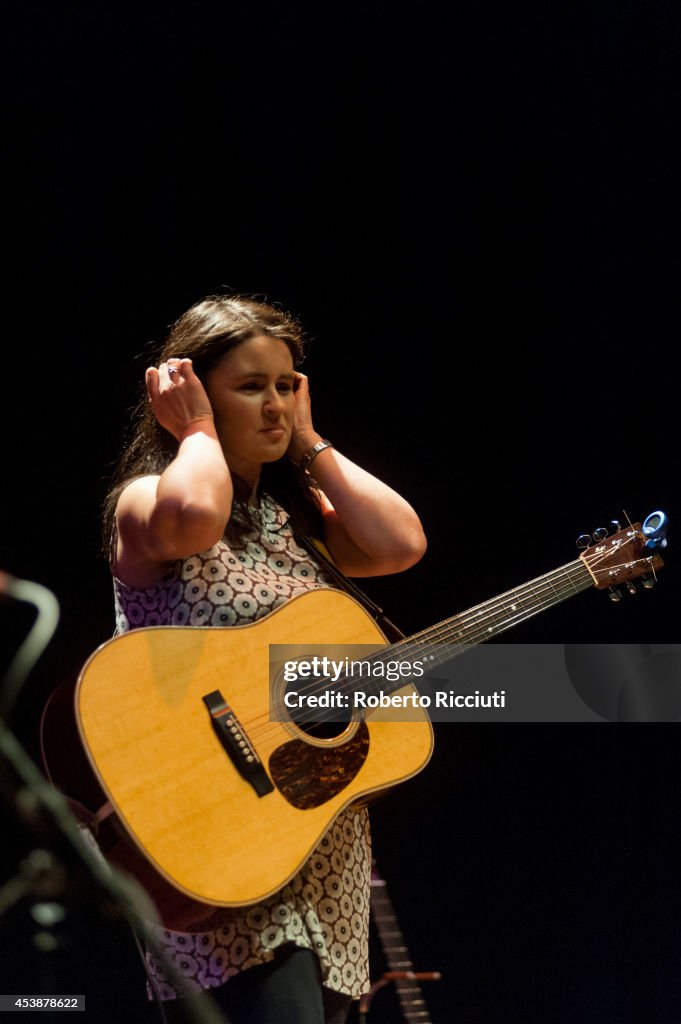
left=387, top=556, right=593, bottom=672
left=371, top=872, right=435, bottom=1024
left=298, top=558, right=595, bottom=713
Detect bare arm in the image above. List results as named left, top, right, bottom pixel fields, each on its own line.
left=115, top=358, right=232, bottom=586
left=288, top=373, right=427, bottom=577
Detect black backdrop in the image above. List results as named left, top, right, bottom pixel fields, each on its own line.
left=2, top=2, right=679, bottom=1022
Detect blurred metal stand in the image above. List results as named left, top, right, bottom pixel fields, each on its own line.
left=0, top=570, right=229, bottom=1023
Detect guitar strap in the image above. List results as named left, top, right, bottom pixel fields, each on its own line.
left=296, top=531, right=406, bottom=644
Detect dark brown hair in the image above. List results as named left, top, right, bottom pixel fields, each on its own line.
left=102, top=294, right=324, bottom=561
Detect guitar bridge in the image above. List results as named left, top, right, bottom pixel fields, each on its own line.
left=202, top=690, right=274, bottom=797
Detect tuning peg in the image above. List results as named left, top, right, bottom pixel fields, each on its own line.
left=592, top=527, right=608, bottom=542
left=641, top=576, right=656, bottom=589
left=608, top=587, right=622, bottom=602
left=576, top=534, right=591, bottom=550
left=610, top=520, right=622, bottom=533
left=626, top=581, right=637, bottom=595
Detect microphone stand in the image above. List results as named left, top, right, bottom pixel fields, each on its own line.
left=0, top=571, right=230, bottom=1024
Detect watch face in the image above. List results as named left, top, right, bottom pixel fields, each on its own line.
left=301, top=440, right=331, bottom=472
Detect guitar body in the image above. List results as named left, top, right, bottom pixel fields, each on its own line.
left=66, top=589, right=433, bottom=923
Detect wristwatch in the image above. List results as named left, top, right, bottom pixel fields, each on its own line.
left=299, top=439, right=333, bottom=474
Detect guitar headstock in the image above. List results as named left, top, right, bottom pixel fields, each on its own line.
left=578, top=511, right=668, bottom=599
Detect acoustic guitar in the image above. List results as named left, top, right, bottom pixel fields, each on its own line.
left=41, top=513, right=667, bottom=929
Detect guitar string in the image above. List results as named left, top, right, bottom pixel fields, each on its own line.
left=391, top=531, right=649, bottom=657
left=250, top=536, right=652, bottom=737
left=244, top=563, right=587, bottom=736
left=369, top=876, right=435, bottom=1024
left=251, top=567, right=585, bottom=738
left=301, top=532, right=649, bottom=682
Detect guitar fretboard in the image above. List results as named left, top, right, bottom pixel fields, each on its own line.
left=388, top=557, right=593, bottom=669
left=287, top=557, right=596, bottom=721
left=371, top=872, right=436, bottom=1024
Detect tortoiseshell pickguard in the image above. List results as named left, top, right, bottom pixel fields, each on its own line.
left=269, top=724, right=370, bottom=809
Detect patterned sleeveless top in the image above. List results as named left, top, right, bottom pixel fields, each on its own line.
left=113, top=494, right=371, bottom=1001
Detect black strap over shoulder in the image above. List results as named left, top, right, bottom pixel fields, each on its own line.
left=296, top=531, right=406, bottom=644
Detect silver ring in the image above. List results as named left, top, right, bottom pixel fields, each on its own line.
left=168, top=365, right=178, bottom=376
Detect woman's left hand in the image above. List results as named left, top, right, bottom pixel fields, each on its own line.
left=287, top=371, right=320, bottom=461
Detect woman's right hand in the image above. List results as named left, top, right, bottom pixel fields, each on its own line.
left=145, top=358, right=215, bottom=440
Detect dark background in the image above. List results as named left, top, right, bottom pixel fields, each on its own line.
left=2, top=2, right=679, bottom=1021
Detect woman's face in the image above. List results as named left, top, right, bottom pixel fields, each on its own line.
left=204, top=334, right=296, bottom=482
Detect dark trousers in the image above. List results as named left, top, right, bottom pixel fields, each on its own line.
left=162, top=947, right=352, bottom=1024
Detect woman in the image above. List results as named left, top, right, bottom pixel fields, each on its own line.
left=102, top=293, right=427, bottom=1023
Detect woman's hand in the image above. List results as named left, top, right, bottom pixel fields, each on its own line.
left=145, top=358, right=215, bottom=440
left=115, top=357, right=232, bottom=578
left=287, top=371, right=323, bottom=463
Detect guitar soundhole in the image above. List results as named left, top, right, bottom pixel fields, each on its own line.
left=281, top=673, right=354, bottom=740
left=299, top=721, right=346, bottom=740
left=269, top=723, right=370, bottom=810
